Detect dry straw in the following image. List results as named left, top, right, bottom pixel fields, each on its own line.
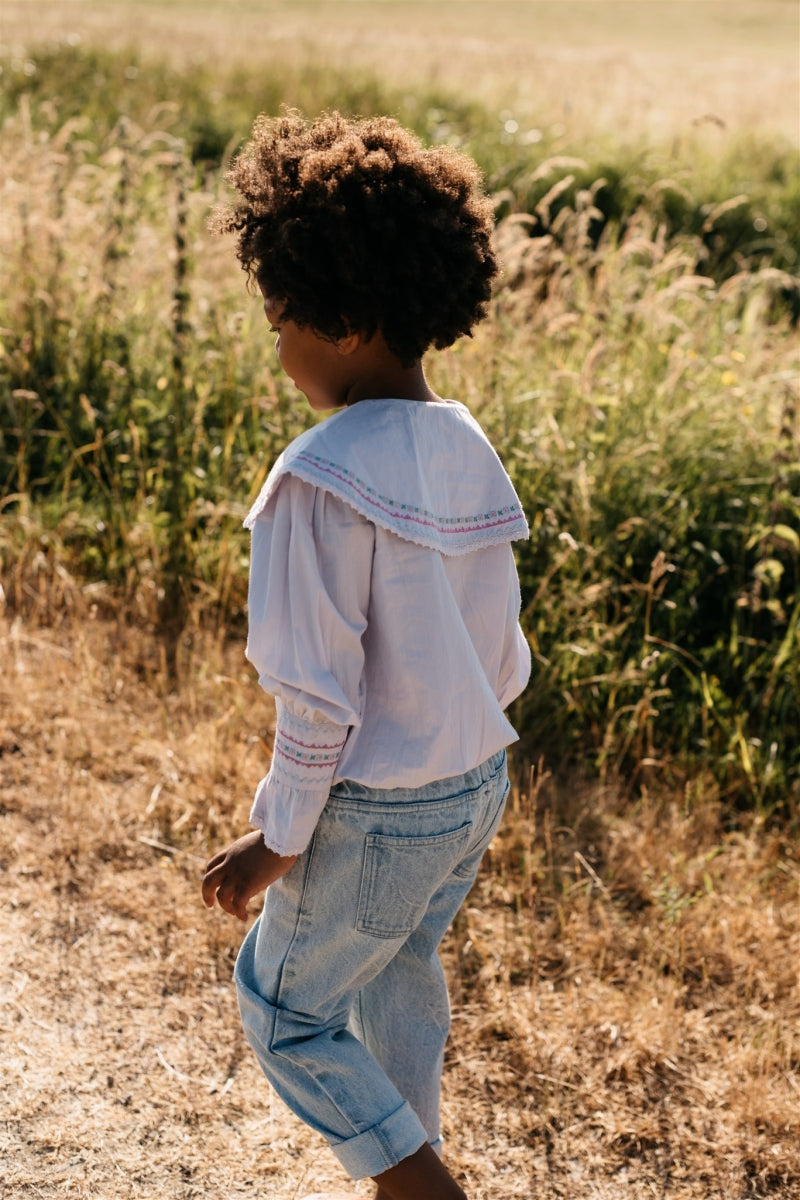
left=2, top=617, right=799, bottom=1198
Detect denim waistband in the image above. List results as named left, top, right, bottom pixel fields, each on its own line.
left=328, top=748, right=507, bottom=808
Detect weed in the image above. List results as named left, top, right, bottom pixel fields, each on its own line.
left=1, top=42, right=798, bottom=811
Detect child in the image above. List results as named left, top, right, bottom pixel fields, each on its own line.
left=201, top=111, right=531, bottom=1200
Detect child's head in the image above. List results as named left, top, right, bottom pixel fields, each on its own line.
left=214, top=110, right=498, bottom=367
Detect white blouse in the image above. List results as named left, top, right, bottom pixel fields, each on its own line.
left=244, top=399, right=531, bottom=857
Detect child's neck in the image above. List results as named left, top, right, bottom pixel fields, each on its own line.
left=344, top=335, right=441, bottom=407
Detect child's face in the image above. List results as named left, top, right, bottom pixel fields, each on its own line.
left=262, top=292, right=354, bottom=412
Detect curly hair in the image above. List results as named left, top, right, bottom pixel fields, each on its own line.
left=212, top=110, right=498, bottom=366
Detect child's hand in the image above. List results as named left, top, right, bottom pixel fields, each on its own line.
left=201, top=830, right=298, bottom=922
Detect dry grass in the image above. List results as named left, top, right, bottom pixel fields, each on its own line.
left=2, top=0, right=798, bottom=142
left=2, top=611, right=799, bottom=1198
left=2, top=5, right=799, bottom=1195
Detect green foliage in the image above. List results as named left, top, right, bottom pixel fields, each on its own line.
left=1, top=41, right=798, bottom=810
left=488, top=146, right=800, bottom=283
left=0, top=40, right=488, bottom=167
left=3, top=42, right=797, bottom=280
left=508, top=400, right=799, bottom=810
left=435, top=207, right=799, bottom=812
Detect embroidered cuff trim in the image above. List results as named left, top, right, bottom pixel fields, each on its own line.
left=270, top=707, right=347, bottom=791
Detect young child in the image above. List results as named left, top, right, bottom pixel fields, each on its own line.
left=202, top=111, right=531, bottom=1200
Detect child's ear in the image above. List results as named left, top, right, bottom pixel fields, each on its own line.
left=334, top=330, right=362, bottom=356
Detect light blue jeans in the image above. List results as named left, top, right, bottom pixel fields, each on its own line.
left=234, top=748, right=509, bottom=1180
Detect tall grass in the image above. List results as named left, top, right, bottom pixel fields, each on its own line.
left=433, top=205, right=799, bottom=809
left=3, top=41, right=798, bottom=275
left=1, top=43, right=798, bottom=811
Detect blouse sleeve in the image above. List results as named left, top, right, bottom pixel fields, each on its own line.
left=496, top=545, right=532, bottom=709
left=245, top=474, right=374, bottom=856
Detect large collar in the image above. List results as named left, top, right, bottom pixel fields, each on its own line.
left=244, top=398, right=529, bottom=556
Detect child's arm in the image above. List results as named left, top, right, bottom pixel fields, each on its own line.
left=244, top=477, right=372, bottom=852
left=201, top=831, right=297, bottom=922
left=202, top=477, right=371, bottom=922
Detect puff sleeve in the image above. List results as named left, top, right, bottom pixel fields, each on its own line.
left=245, top=474, right=374, bottom=856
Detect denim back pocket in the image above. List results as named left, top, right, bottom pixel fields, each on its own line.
left=357, top=820, right=474, bottom=939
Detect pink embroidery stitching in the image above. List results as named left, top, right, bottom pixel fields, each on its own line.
left=294, top=452, right=525, bottom=536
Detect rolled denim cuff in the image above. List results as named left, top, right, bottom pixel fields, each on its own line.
left=329, top=1100, right=428, bottom=1180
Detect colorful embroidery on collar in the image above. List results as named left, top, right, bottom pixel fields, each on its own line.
left=294, top=451, right=526, bottom=536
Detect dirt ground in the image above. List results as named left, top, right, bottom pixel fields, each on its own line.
left=1, top=612, right=799, bottom=1199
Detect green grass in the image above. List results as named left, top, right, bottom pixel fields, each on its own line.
left=434, top=211, right=799, bottom=810
left=3, top=40, right=798, bottom=275
left=1, top=41, right=798, bottom=813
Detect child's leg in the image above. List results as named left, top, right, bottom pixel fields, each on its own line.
left=373, top=1142, right=467, bottom=1200
left=235, top=861, right=429, bottom=1180
left=354, top=825, right=506, bottom=1200
left=235, top=752, right=508, bottom=1184
left=351, top=764, right=509, bottom=1161
left=348, top=884, right=469, bottom=1153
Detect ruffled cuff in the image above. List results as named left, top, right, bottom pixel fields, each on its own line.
left=249, top=774, right=332, bottom=857
left=249, top=705, right=349, bottom=856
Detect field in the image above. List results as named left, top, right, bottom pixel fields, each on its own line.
left=1, top=3, right=800, bottom=1198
